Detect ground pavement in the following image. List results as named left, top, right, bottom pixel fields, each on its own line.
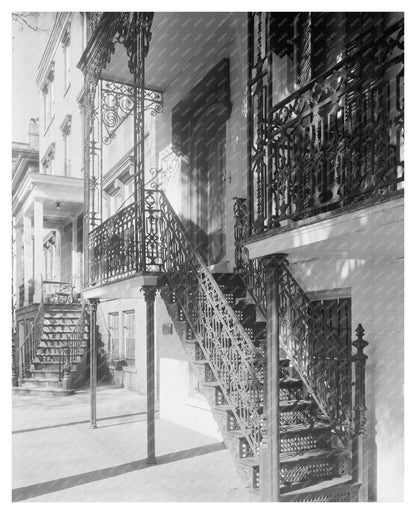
left=12, top=386, right=250, bottom=502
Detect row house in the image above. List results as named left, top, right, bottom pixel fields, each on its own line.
left=13, top=12, right=404, bottom=502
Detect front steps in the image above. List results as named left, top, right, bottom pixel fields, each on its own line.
left=13, top=303, right=88, bottom=397
left=160, top=272, right=358, bottom=501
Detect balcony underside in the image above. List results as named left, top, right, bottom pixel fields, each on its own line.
left=245, top=192, right=403, bottom=261
left=82, top=271, right=159, bottom=300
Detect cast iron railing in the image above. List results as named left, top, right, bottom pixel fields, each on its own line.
left=58, top=299, right=88, bottom=384
left=157, top=190, right=264, bottom=455
left=234, top=197, right=351, bottom=436
left=88, top=190, right=163, bottom=286
left=16, top=277, right=46, bottom=381
left=43, top=280, right=74, bottom=304
left=249, top=18, right=404, bottom=234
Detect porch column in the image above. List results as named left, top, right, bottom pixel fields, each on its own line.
left=23, top=213, right=32, bottom=306
left=15, top=222, right=23, bottom=307
left=71, top=216, right=79, bottom=291
left=259, top=254, right=286, bottom=502
left=89, top=298, right=99, bottom=428
left=142, top=286, right=157, bottom=465
left=33, top=198, right=44, bottom=302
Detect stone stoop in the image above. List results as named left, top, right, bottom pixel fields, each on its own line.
left=13, top=303, right=89, bottom=397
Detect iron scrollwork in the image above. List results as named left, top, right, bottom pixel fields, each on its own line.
left=101, top=79, right=163, bottom=145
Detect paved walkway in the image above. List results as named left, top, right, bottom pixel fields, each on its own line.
left=12, top=386, right=250, bottom=502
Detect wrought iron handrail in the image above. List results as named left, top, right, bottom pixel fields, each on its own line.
left=249, top=16, right=404, bottom=233
left=88, top=191, right=163, bottom=286
left=43, top=280, right=74, bottom=304
left=234, top=198, right=351, bottom=435
left=157, top=189, right=264, bottom=455
left=17, top=276, right=46, bottom=381
left=59, top=299, right=88, bottom=383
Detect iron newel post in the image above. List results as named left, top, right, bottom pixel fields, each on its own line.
left=259, top=253, right=287, bottom=501
left=351, top=323, right=369, bottom=501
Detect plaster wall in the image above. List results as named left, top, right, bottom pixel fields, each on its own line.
left=154, top=13, right=248, bottom=270
left=156, top=296, right=222, bottom=440
left=97, top=296, right=147, bottom=394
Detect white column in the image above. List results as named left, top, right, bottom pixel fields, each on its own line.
left=71, top=216, right=79, bottom=291
left=14, top=222, right=23, bottom=308
left=23, top=213, right=32, bottom=305
left=33, top=198, right=44, bottom=303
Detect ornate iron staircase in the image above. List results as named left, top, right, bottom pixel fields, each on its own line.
left=156, top=190, right=366, bottom=501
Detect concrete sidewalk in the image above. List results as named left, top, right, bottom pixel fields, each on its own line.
left=12, top=386, right=250, bottom=502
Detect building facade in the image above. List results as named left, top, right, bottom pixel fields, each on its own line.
left=13, top=12, right=404, bottom=502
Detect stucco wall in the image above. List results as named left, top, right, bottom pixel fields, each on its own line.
left=154, top=13, right=248, bottom=271
left=97, top=297, right=147, bottom=394
left=156, top=296, right=222, bottom=440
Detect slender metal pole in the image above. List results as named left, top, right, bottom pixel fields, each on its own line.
left=89, top=298, right=99, bottom=428
left=259, top=254, right=286, bottom=501
left=142, top=286, right=157, bottom=464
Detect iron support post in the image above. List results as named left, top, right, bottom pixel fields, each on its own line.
left=12, top=343, right=18, bottom=387
left=259, top=254, right=287, bottom=501
left=89, top=298, right=99, bottom=428
left=62, top=344, right=72, bottom=390
left=142, top=286, right=157, bottom=464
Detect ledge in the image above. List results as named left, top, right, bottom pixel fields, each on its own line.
left=245, top=193, right=404, bottom=261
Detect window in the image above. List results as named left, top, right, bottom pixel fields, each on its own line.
left=60, top=115, right=72, bottom=176
left=123, top=310, right=135, bottom=366
left=41, top=143, right=56, bottom=175
left=61, top=23, right=71, bottom=92
left=108, top=312, right=120, bottom=359
left=42, top=63, right=55, bottom=130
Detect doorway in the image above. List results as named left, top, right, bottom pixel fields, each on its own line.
left=189, top=113, right=226, bottom=265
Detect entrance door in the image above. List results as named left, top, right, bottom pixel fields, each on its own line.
left=190, top=118, right=226, bottom=265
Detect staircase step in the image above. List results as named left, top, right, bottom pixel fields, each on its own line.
left=44, top=303, right=83, bottom=310
left=280, top=475, right=360, bottom=502
left=22, top=377, right=61, bottom=388
left=13, top=386, right=75, bottom=397
left=182, top=341, right=205, bottom=361
left=280, top=448, right=349, bottom=488
left=225, top=430, right=255, bottom=459
left=29, top=369, right=65, bottom=379
left=202, top=382, right=227, bottom=406
left=280, top=423, right=332, bottom=453
left=232, top=302, right=257, bottom=325
left=243, top=322, right=266, bottom=340
left=213, top=404, right=240, bottom=432
left=237, top=457, right=260, bottom=490
left=213, top=273, right=247, bottom=298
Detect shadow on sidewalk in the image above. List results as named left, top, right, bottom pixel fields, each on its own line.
left=12, top=411, right=158, bottom=434
left=12, top=441, right=226, bottom=502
